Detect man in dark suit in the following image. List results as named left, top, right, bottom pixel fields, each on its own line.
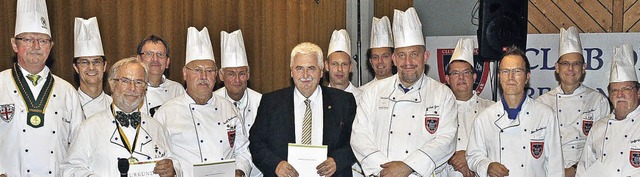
left=250, top=42, right=356, bottom=177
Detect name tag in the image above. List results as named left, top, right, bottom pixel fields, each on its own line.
left=378, top=99, right=389, bottom=109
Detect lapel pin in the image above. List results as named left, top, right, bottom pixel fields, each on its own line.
left=328, top=106, right=332, bottom=109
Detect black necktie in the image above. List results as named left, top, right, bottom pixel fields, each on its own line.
left=116, top=111, right=141, bottom=127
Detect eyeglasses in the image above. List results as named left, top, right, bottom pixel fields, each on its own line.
left=139, top=51, right=168, bottom=59
left=186, top=66, right=217, bottom=75
left=610, top=86, right=637, bottom=95
left=499, top=68, right=526, bottom=76
left=112, top=77, right=146, bottom=88
left=448, top=70, right=473, bottom=77
left=15, top=37, right=52, bottom=46
left=223, top=70, right=248, bottom=78
left=557, top=61, right=584, bottom=67
left=76, top=59, right=104, bottom=67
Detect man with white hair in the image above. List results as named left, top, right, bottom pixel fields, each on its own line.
left=326, top=29, right=362, bottom=97
left=360, top=16, right=394, bottom=91
left=214, top=29, right=263, bottom=176
left=250, top=42, right=357, bottom=177
left=577, top=44, right=640, bottom=177
left=0, top=0, right=84, bottom=176
left=536, top=26, right=610, bottom=177
left=155, top=27, right=251, bottom=177
left=350, top=7, right=457, bottom=177
left=444, top=38, right=494, bottom=177
left=72, top=17, right=112, bottom=118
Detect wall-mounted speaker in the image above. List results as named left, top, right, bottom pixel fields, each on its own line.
left=477, top=0, right=528, bottom=61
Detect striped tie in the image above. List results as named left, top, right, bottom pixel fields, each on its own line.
left=301, top=99, right=312, bottom=144
left=26, top=74, right=40, bottom=86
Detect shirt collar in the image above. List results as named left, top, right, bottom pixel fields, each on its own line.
left=501, top=95, right=526, bottom=120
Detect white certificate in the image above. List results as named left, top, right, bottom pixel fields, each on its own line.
left=287, top=143, right=328, bottom=177
left=128, top=160, right=160, bottom=177
left=193, top=159, right=236, bottom=177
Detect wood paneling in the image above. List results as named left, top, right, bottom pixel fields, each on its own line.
left=374, top=0, right=413, bottom=21
left=0, top=0, right=345, bottom=94
left=529, top=0, right=640, bottom=33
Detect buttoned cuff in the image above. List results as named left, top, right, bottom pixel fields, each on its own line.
left=404, top=150, right=436, bottom=176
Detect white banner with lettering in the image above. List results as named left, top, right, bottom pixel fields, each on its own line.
left=425, top=33, right=640, bottom=100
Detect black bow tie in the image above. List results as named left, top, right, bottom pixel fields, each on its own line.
left=116, top=111, right=141, bottom=128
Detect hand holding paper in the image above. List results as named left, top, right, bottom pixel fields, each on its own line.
left=287, top=143, right=328, bottom=177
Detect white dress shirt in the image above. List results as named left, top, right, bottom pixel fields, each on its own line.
left=293, top=85, right=324, bottom=145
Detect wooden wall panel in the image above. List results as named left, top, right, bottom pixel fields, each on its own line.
left=374, top=0, right=413, bottom=20
left=529, top=0, right=640, bottom=33
left=0, top=0, right=345, bottom=94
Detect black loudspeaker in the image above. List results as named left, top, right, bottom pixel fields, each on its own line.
left=478, top=0, right=528, bottom=61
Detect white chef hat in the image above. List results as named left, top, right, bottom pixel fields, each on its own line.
left=14, top=0, right=51, bottom=37
left=74, top=17, right=104, bottom=58
left=221, top=30, right=248, bottom=68
left=370, top=16, right=393, bottom=48
left=327, top=29, right=352, bottom=57
left=558, top=26, right=583, bottom=57
left=392, top=7, right=425, bottom=48
left=185, top=27, right=215, bottom=65
left=449, top=38, right=475, bottom=66
left=609, top=44, right=637, bottom=83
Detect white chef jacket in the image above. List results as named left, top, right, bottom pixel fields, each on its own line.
left=78, top=89, right=112, bottom=118
left=214, top=87, right=263, bottom=177
left=0, top=67, right=84, bottom=177
left=350, top=74, right=458, bottom=177
left=466, top=97, right=564, bottom=177
left=358, top=77, right=379, bottom=92
left=141, top=76, right=185, bottom=116
left=577, top=106, right=640, bottom=177
left=60, top=107, right=178, bottom=176
left=536, top=85, right=610, bottom=168
left=446, top=93, right=494, bottom=177
left=154, top=93, right=252, bottom=176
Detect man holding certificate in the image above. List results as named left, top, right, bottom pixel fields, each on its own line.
left=250, top=42, right=357, bottom=177
left=61, top=57, right=178, bottom=177
left=154, top=27, right=252, bottom=177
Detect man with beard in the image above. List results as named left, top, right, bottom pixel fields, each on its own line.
left=326, top=29, right=362, bottom=97
left=536, top=26, right=610, bottom=177
left=360, top=16, right=394, bottom=91
left=250, top=42, right=357, bottom=177
left=154, top=27, right=251, bottom=177
left=213, top=29, right=263, bottom=176
left=466, top=47, right=564, bottom=177
left=350, top=7, right=457, bottom=177
left=577, top=44, right=640, bottom=177
left=0, top=0, right=84, bottom=176
left=136, top=35, right=185, bottom=116
left=62, top=57, right=178, bottom=177
left=73, top=17, right=112, bottom=118
left=444, top=38, right=494, bottom=177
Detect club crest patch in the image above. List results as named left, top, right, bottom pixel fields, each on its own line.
left=1, top=104, right=15, bottom=123
left=227, top=129, right=236, bottom=148
left=530, top=141, right=544, bottom=159
left=630, top=149, right=640, bottom=168
left=582, top=119, right=593, bottom=136
left=425, top=116, right=439, bottom=134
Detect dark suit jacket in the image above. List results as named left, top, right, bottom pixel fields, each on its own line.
left=249, top=86, right=357, bottom=177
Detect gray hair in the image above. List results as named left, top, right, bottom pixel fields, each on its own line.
left=290, top=42, right=324, bottom=70
left=108, top=57, right=149, bottom=81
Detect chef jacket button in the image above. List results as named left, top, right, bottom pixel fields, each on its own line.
left=575, top=137, right=579, bottom=139
left=115, top=138, right=118, bottom=140
left=500, top=130, right=503, bottom=133
left=145, top=136, right=149, bottom=139
left=248, top=124, right=251, bottom=127
left=604, top=153, right=607, bottom=156
left=215, top=108, right=218, bottom=111
left=51, top=151, right=54, bottom=154
left=526, top=112, right=529, bottom=114
left=49, top=171, right=52, bottom=174
left=200, top=140, right=204, bottom=143
left=405, top=150, right=409, bottom=153
left=618, top=169, right=621, bottom=172
left=25, top=149, right=28, bottom=152
left=606, top=137, right=609, bottom=140
left=147, top=157, right=151, bottom=160
left=576, top=122, right=579, bottom=125
left=625, top=135, right=628, bottom=138
left=148, top=103, right=151, bottom=105
left=390, top=131, right=393, bottom=134
left=27, top=169, right=30, bottom=173
left=392, top=114, right=396, bottom=117
left=411, top=115, right=415, bottom=118
left=560, top=124, right=563, bottom=126
left=633, top=119, right=636, bottom=122
left=112, top=121, right=116, bottom=124
left=458, top=138, right=461, bottom=141
left=204, top=158, right=207, bottom=161
left=414, top=99, right=418, bottom=101
left=165, top=90, right=168, bottom=92
left=218, top=122, right=221, bottom=125
left=52, top=131, right=55, bottom=134
left=578, top=110, right=581, bottom=112
left=53, top=94, right=56, bottom=97
left=609, top=122, right=612, bottom=125
left=408, top=133, right=411, bottom=135
left=392, top=97, right=396, bottom=100
left=191, top=108, right=195, bottom=110
left=558, top=96, right=562, bottom=98
left=501, top=147, right=504, bottom=150
left=474, top=111, right=477, bottom=113
left=559, top=110, right=562, bottom=112
left=220, top=140, right=223, bottom=143
left=197, top=123, right=201, bottom=126
left=523, top=146, right=526, bottom=149
left=221, top=158, right=224, bottom=160
left=54, top=111, right=58, bottom=114
left=497, top=114, right=500, bottom=117
left=571, top=146, right=575, bottom=149
left=13, top=90, right=17, bottom=93
left=524, top=129, right=527, bottom=132
left=621, top=152, right=624, bottom=154
left=23, top=129, right=26, bottom=132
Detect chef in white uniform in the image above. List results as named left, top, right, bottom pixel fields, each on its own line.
left=155, top=27, right=251, bottom=177
left=350, top=7, right=458, bottom=177
left=0, top=0, right=84, bottom=176
left=73, top=17, right=112, bottom=118
left=444, top=38, right=494, bottom=177
left=135, top=35, right=185, bottom=116
left=326, top=29, right=362, bottom=98
left=213, top=29, right=263, bottom=176
left=61, top=57, right=179, bottom=177
left=466, top=47, right=564, bottom=177
left=536, top=26, right=610, bottom=177
left=577, top=44, right=640, bottom=177
left=360, top=16, right=394, bottom=91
